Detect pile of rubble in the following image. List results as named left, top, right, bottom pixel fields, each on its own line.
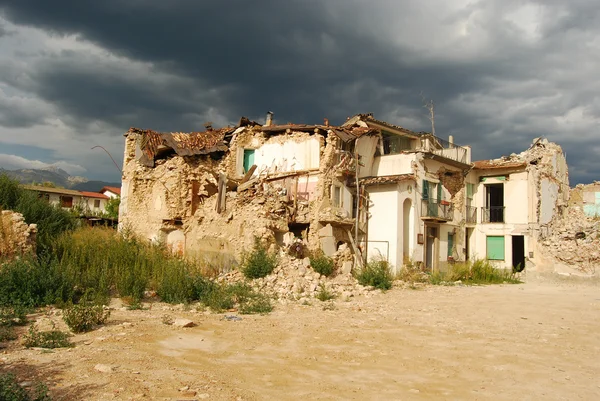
left=540, top=206, right=600, bottom=274
left=0, top=210, right=37, bottom=259
left=217, top=250, right=375, bottom=303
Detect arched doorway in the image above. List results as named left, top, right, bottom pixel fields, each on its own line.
left=403, top=198, right=413, bottom=263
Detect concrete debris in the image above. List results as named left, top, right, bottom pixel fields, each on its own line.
left=94, top=364, right=114, bottom=373
left=173, top=318, right=195, bottom=328
left=217, top=253, right=365, bottom=301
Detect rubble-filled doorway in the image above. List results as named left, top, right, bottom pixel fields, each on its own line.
left=288, top=223, right=309, bottom=240
left=512, top=235, right=525, bottom=272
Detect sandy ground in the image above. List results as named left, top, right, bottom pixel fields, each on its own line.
left=2, top=280, right=599, bottom=401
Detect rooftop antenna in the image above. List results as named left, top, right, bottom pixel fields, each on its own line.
left=421, top=92, right=435, bottom=135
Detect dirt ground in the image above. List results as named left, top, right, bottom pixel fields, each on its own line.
left=2, top=279, right=599, bottom=401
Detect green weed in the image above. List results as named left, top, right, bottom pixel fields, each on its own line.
left=429, top=259, right=521, bottom=285
left=241, top=238, right=277, bottom=279
left=0, top=373, right=51, bottom=401
left=316, top=284, right=336, bottom=301
left=354, top=259, right=393, bottom=291
left=22, top=324, right=72, bottom=349
left=62, top=303, right=110, bottom=333
left=310, top=252, right=335, bottom=277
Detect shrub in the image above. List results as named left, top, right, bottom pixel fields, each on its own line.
left=310, top=252, right=334, bottom=277
left=0, top=257, right=73, bottom=308
left=23, top=324, right=72, bottom=349
left=238, top=294, right=273, bottom=315
left=316, top=284, right=336, bottom=301
left=62, top=304, right=110, bottom=333
left=0, top=373, right=51, bottom=401
left=354, top=259, right=393, bottom=291
left=241, top=238, right=277, bottom=279
left=0, top=327, right=17, bottom=342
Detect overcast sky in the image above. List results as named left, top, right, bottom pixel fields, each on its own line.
left=0, top=0, right=598, bottom=184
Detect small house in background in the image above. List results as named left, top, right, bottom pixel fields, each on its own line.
left=101, top=186, right=121, bottom=199
left=570, top=182, right=600, bottom=217
left=22, top=184, right=111, bottom=218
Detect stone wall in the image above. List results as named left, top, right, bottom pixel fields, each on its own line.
left=0, top=210, right=37, bottom=259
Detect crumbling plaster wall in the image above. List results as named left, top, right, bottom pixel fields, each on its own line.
left=0, top=210, right=37, bottom=259
left=120, top=128, right=354, bottom=263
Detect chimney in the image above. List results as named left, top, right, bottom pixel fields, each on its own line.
left=265, top=111, right=273, bottom=126
left=324, top=118, right=329, bottom=127
left=448, top=135, right=454, bottom=148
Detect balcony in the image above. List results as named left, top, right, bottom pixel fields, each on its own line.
left=421, top=136, right=470, bottom=165
left=466, top=206, right=477, bottom=224
left=482, top=206, right=505, bottom=223
left=421, top=199, right=454, bottom=221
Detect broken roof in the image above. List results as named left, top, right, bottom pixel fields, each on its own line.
left=360, top=174, right=415, bottom=186
left=472, top=159, right=527, bottom=170
left=128, top=127, right=233, bottom=160
left=344, top=113, right=420, bottom=138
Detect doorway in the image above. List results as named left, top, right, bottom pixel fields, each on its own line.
left=425, top=225, right=438, bottom=271
left=465, top=228, right=473, bottom=261
left=512, top=235, right=525, bottom=272
left=485, top=184, right=504, bottom=222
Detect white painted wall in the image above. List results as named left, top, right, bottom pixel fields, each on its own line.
left=366, top=186, right=398, bottom=268
left=241, top=137, right=321, bottom=176
left=540, top=179, right=559, bottom=225
left=372, top=153, right=416, bottom=177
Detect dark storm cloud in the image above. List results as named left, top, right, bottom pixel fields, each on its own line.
left=0, top=0, right=599, bottom=183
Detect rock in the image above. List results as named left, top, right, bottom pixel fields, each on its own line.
left=173, top=318, right=195, bottom=328
left=94, top=364, right=114, bottom=373
left=198, top=393, right=210, bottom=399
left=302, top=257, right=311, bottom=269
left=341, top=261, right=353, bottom=275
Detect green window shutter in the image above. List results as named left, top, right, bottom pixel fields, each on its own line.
left=437, top=182, right=443, bottom=201
left=243, top=149, right=255, bottom=173
left=467, top=183, right=474, bottom=199
left=486, top=236, right=505, bottom=260
left=447, top=233, right=454, bottom=257
left=422, top=180, right=429, bottom=200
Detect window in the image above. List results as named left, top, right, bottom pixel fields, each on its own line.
left=447, top=233, right=454, bottom=257
left=486, top=236, right=505, bottom=260
left=243, top=149, right=255, bottom=173
left=332, top=185, right=342, bottom=208
left=60, top=196, right=73, bottom=208
left=382, top=131, right=412, bottom=154
left=484, top=184, right=504, bottom=223
left=94, top=199, right=101, bottom=208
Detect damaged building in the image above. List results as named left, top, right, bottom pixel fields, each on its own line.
left=119, top=113, right=570, bottom=274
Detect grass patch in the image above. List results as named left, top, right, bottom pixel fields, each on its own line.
left=23, top=324, right=72, bottom=349
left=0, top=373, right=51, bottom=401
left=354, top=259, right=393, bottom=291
left=241, top=238, right=277, bottom=279
left=430, top=259, right=521, bottom=285
left=310, top=252, right=334, bottom=277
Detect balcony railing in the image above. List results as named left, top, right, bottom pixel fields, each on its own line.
left=421, top=135, right=469, bottom=164
left=421, top=199, right=454, bottom=221
left=482, top=206, right=505, bottom=223
left=466, top=206, right=477, bottom=224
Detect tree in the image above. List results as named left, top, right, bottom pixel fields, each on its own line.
left=105, top=196, right=120, bottom=220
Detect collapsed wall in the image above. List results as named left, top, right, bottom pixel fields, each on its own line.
left=0, top=210, right=37, bottom=259
left=119, top=123, right=365, bottom=267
